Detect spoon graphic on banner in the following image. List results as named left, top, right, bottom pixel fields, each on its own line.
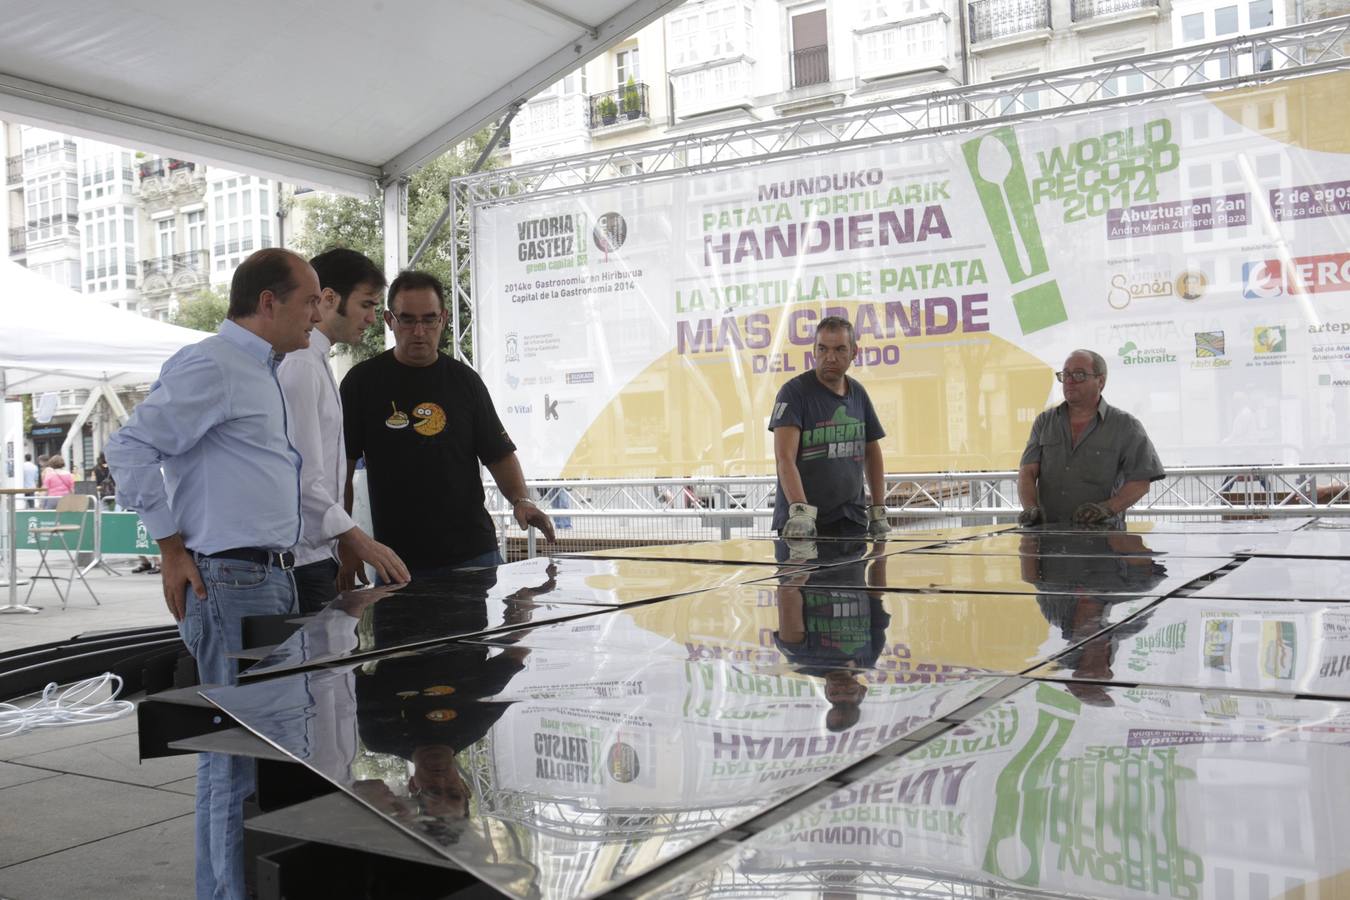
left=976, top=134, right=1033, bottom=279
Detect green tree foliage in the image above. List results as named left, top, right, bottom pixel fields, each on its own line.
left=291, top=129, right=499, bottom=362
left=171, top=284, right=231, bottom=334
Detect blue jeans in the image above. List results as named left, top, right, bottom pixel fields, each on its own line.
left=178, top=556, right=297, bottom=900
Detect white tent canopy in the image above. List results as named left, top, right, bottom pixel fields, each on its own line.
left=0, top=259, right=204, bottom=395
left=0, top=0, right=682, bottom=196
left=0, top=259, right=205, bottom=480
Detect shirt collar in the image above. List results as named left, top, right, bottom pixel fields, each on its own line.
left=307, top=328, right=333, bottom=356
left=1058, top=397, right=1111, bottom=420
left=219, top=319, right=282, bottom=367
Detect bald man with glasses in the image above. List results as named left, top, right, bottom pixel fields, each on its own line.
left=1017, top=349, right=1165, bottom=528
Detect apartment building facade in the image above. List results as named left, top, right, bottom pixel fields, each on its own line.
left=504, top=0, right=1338, bottom=164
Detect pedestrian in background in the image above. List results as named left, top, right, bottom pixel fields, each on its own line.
left=42, top=454, right=74, bottom=509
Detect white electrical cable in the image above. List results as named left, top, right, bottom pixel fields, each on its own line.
left=0, top=673, right=136, bottom=737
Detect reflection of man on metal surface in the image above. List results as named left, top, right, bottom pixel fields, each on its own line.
left=769, top=317, right=889, bottom=543
left=1021, top=532, right=1162, bottom=705
left=773, top=552, right=890, bottom=731
left=1017, top=349, right=1164, bottom=528
left=354, top=644, right=530, bottom=832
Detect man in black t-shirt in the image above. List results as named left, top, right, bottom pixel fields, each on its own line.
left=340, top=271, right=555, bottom=579
left=769, top=316, right=889, bottom=540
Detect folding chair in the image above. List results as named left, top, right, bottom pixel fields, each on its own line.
left=25, top=494, right=101, bottom=608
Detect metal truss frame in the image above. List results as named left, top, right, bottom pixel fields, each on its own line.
left=479, top=466, right=1350, bottom=525
left=449, top=14, right=1350, bottom=360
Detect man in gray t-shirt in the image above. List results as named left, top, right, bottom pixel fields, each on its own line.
left=769, top=316, right=888, bottom=539
left=1018, top=349, right=1165, bottom=528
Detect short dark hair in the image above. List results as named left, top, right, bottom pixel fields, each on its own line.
left=309, top=248, right=386, bottom=315
left=816, top=315, right=856, bottom=347
left=24, top=453, right=32, bottom=462
left=228, top=249, right=303, bottom=319
left=387, top=270, right=447, bottom=314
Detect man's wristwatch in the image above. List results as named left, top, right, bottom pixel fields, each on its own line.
left=512, top=497, right=536, bottom=508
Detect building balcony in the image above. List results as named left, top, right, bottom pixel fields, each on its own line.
left=8, top=226, right=25, bottom=257
left=790, top=45, right=830, bottom=88
left=506, top=92, right=593, bottom=160
left=588, top=83, right=652, bottom=130
left=671, top=58, right=756, bottom=120
left=140, top=249, right=209, bottom=296
left=138, top=158, right=197, bottom=179
left=968, top=0, right=1051, bottom=45
left=1070, top=0, right=1157, bottom=21
left=5, top=154, right=22, bottom=185
left=855, top=18, right=953, bottom=81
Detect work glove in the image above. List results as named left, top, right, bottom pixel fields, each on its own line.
left=867, top=505, right=890, bottom=539
left=1073, top=501, right=1115, bottom=526
left=782, top=503, right=818, bottom=539
left=1017, top=506, right=1042, bottom=527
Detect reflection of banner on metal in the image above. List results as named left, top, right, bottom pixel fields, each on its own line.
left=476, top=71, right=1350, bottom=477
left=15, top=510, right=160, bottom=555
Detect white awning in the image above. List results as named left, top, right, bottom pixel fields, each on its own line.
left=0, top=0, right=681, bottom=195
left=0, top=260, right=203, bottom=394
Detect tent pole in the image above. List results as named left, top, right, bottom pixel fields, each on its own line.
left=381, top=178, right=409, bottom=350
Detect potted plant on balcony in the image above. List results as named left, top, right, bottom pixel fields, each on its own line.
left=622, top=77, right=643, bottom=120
left=597, top=95, right=618, bottom=126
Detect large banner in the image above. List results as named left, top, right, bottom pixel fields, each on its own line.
left=475, top=71, right=1350, bottom=477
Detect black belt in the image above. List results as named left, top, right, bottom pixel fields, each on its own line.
left=199, top=547, right=296, bottom=570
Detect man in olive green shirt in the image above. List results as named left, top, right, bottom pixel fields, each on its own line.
left=1017, top=349, right=1165, bottom=528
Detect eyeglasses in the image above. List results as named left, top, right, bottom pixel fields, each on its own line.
left=1055, top=370, right=1101, bottom=383
left=388, top=312, right=443, bottom=331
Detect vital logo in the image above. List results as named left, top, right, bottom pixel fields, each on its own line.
left=544, top=394, right=559, bottom=421
left=593, top=212, right=628, bottom=254
left=506, top=403, right=533, bottom=415
left=1195, top=331, right=1225, bottom=358
left=1254, top=326, right=1286, bottom=354
left=799, top=406, right=866, bottom=462
left=1243, top=260, right=1284, bottom=299
left=505, top=332, right=520, bottom=363
left=962, top=127, right=1067, bottom=335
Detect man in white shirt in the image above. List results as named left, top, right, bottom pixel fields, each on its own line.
left=279, top=249, right=409, bottom=612
left=21, top=453, right=38, bottom=509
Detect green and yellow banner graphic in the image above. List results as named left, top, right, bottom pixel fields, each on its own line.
left=475, top=71, right=1350, bottom=477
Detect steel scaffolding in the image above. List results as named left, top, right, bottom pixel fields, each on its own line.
left=449, top=14, right=1350, bottom=361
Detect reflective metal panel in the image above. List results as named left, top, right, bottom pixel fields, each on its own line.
left=564, top=537, right=934, bottom=566
left=923, top=531, right=1308, bottom=558
left=365, top=556, right=796, bottom=606
left=804, top=545, right=1229, bottom=596
left=1231, top=527, right=1350, bottom=559
left=643, top=682, right=1350, bottom=899
left=1026, top=517, right=1316, bottom=534
left=203, top=643, right=998, bottom=899
left=242, top=575, right=604, bottom=678
left=1032, top=597, right=1350, bottom=698
left=475, top=580, right=1158, bottom=679
left=1192, top=556, right=1350, bottom=602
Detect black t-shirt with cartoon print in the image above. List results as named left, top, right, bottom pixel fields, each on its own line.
left=341, top=350, right=515, bottom=568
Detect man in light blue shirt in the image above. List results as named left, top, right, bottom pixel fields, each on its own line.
left=106, top=247, right=320, bottom=900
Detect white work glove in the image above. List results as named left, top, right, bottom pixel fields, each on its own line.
left=867, top=505, right=890, bottom=539
left=782, top=502, right=817, bottom=539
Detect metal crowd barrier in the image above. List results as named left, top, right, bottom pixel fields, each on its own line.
left=486, top=466, right=1350, bottom=559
